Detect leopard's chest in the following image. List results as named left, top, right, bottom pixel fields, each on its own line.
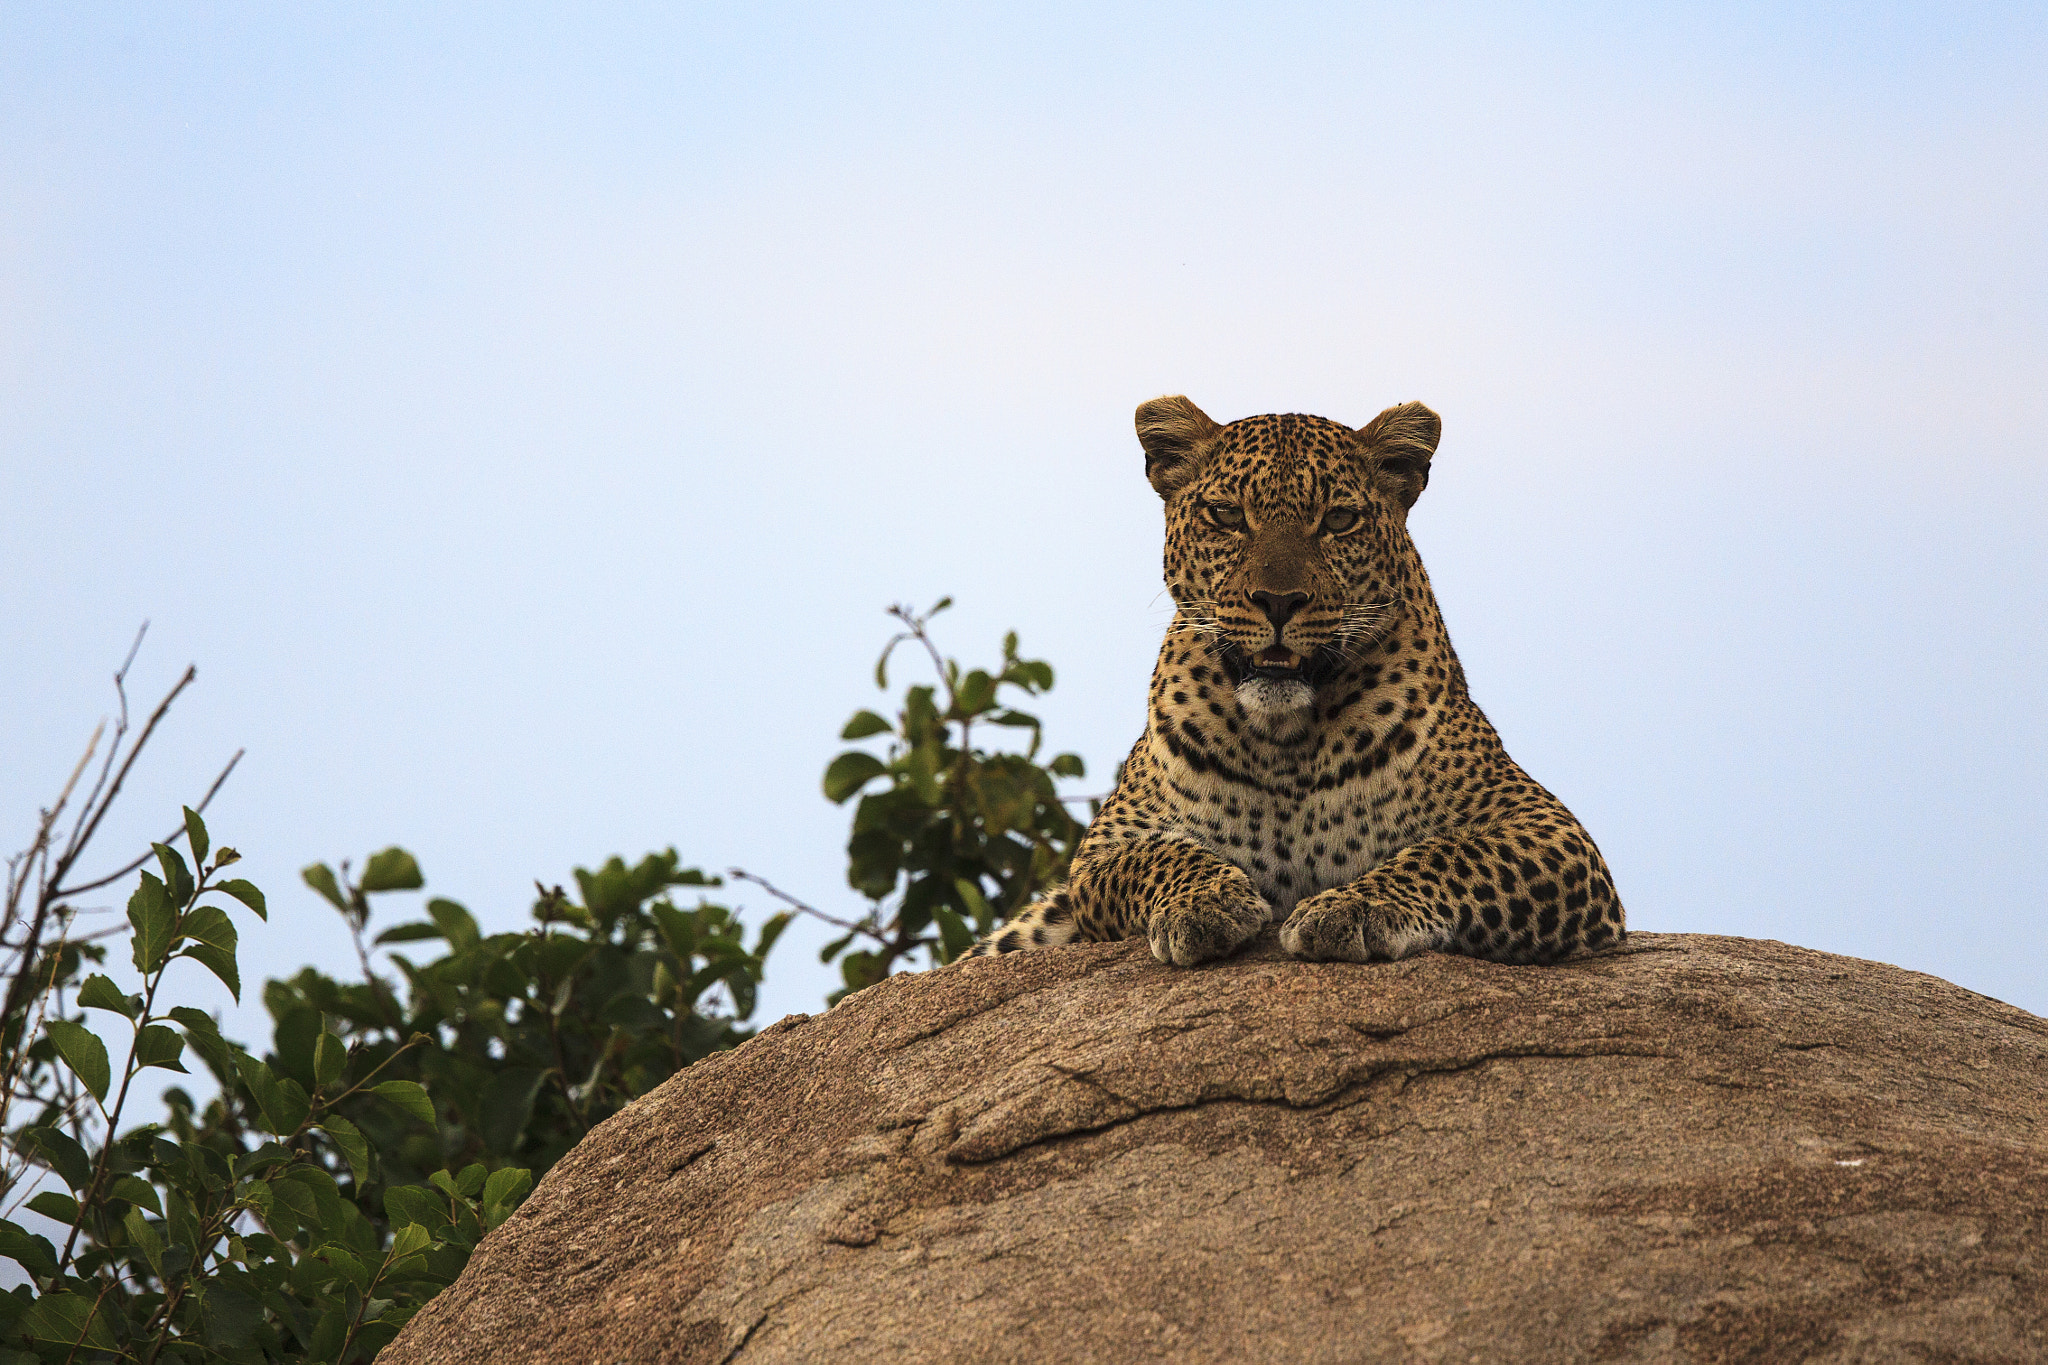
left=1153, top=741, right=1427, bottom=913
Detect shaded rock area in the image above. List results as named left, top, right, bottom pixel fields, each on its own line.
left=382, top=933, right=2048, bottom=1363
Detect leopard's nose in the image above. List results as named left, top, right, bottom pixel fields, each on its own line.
left=1249, top=590, right=1309, bottom=628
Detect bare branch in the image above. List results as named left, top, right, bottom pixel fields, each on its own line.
left=62, top=621, right=148, bottom=862
left=725, top=869, right=884, bottom=941
left=56, top=748, right=245, bottom=898
left=53, top=665, right=196, bottom=893
left=2, top=721, right=105, bottom=940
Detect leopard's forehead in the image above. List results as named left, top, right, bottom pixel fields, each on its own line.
left=1202, top=413, right=1366, bottom=507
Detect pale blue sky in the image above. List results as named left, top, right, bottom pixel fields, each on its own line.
left=3, top=3, right=2043, bottom=1043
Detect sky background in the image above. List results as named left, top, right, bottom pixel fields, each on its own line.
left=3, top=3, right=2044, bottom=1059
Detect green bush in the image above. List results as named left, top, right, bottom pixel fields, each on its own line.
left=0, top=605, right=1081, bottom=1360
left=753, top=599, right=1089, bottom=1000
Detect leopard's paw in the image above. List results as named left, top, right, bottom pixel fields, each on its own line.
left=1148, top=868, right=1270, bottom=967
left=1279, top=889, right=1375, bottom=963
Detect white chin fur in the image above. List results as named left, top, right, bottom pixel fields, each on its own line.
left=1237, top=677, right=1315, bottom=716
left=1237, top=677, right=1315, bottom=744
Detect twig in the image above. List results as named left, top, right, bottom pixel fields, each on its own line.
left=55, top=748, right=244, bottom=898
left=888, top=603, right=956, bottom=706
left=1, top=722, right=103, bottom=949
left=725, top=869, right=883, bottom=941
left=52, top=666, right=196, bottom=896
left=60, top=622, right=147, bottom=864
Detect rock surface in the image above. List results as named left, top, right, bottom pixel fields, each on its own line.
left=382, top=933, right=2048, bottom=1363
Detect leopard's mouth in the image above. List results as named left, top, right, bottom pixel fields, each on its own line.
left=1250, top=646, right=1304, bottom=679
left=1216, top=640, right=1343, bottom=688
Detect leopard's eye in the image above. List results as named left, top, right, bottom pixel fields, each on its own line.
left=1204, top=503, right=1245, bottom=530
left=1320, top=507, right=1361, bottom=535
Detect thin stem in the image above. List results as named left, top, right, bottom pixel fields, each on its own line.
left=1, top=722, right=102, bottom=938
left=725, top=870, right=885, bottom=943
left=59, top=1273, right=124, bottom=1365
left=55, top=749, right=245, bottom=898
left=58, top=859, right=208, bottom=1273
left=336, top=872, right=405, bottom=1033
left=336, top=1250, right=395, bottom=1363
left=316, top=1033, right=428, bottom=1113
left=48, top=667, right=197, bottom=912
left=60, top=623, right=146, bottom=867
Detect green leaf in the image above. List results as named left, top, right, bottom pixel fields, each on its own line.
left=181, top=902, right=238, bottom=952
left=426, top=898, right=480, bottom=952
left=128, top=873, right=177, bottom=973
left=313, top=1031, right=347, bottom=1089
left=108, top=1176, right=162, bottom=1215
left=271, top=1077, right=312, bottom=1135
left=987, top=709, right=1041, bottom=728
left=906, top=741, right=943, bottom=807
left=845, top=828, right=901, bottom=899
left=903, top=685, right=940, bottom=742
left=372, top=921, right=444, bottom=944
left=455, top=1163, right=487, bottom=1198
left=18, top=1292, right=118, bottom=1350
left=478, top=1069, right=548, bottom=1157
left=361, top=847, right=424, bottom=892
left=953, top=877, right=992, bottom=922
left=182, top=806, right=210, bottom=866
left=167, top=1006, right=220, bottom=1035
left=481, top=1167, right=532, bottom=1210
left=302, top=862, right=348, bottom=911
left=77, top=974, right=136, bottom=1019
left=234, top=1051, right=308, bottom=1135
left=0, top=1220, right=58, bottom=1279
left=934, top=904, right=975, bottom=962
left=44, top=1019, right=110, bottom=1103
left=168, top=1006, right=234, bottom=1076
left=124, top=1206, right=165, bottom=1278
left=308, top=1307, right=348, bottom=1359
left=956, top=669, right=997, bottom=714
left=134, top=1024, right=188, bottom=1073
left=180, top=940, right=241, bottom=1002
left=233, top=1143, right=296, bottom=1180
left=755, top=910, right=791, bottom=959
left=25, top=1192, right=77, bottom=1225
left=389, top=1222, right=432, bottom=1260
left=270, top=1178, right=318, bottom=1221
left=823, top=751, right=889, bottom=803
left=840, top=949, right=882, bottom=994
left=271, top=1005, right=322, bottom=1088
left=215, top=877, right=268, bottom=920
left=1049, top=752, right=1086, bottom=778
left=383, top=1186, right=447, bottom=1232
left=326, top=1243, right=375, bottom=1291
left=200, top=1282, right=263, bottom=1351
left=21, top=1128, right=91, bottom=1190
left=840, top=709, right=894, bottom=740
left=317, top=1115, right=372, bottom=1185
left=372, top=1080, right=436, bottom=1125
left=152, top=842, right=195, bottom=905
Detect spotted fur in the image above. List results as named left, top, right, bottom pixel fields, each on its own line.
left=967, top=397, right=1625, bottom=967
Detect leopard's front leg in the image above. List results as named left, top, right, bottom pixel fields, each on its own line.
left=1281, top=821, right=1624, bottom=965
left=1069, top=833, right=1274, bottom=967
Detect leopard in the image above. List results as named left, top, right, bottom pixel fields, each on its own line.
left=966, top=395, right=1625, bottom=968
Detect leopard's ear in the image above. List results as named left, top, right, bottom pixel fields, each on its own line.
left=1136, top=395, right=1223, bottom=499
left=1356, top=401, right=1441, bottom=512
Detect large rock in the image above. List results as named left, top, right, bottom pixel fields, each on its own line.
left=382, top=933, right=2048, bottom=1363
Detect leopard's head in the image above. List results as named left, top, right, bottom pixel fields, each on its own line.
left=1138, top=396, right=1441, bottom=738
